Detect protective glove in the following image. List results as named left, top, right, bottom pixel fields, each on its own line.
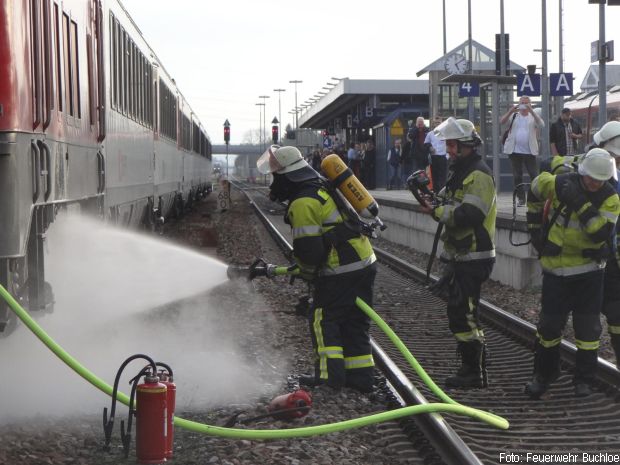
left=557, top=177, right=588, bottom=211
left=427, top=263, right=455, bottom=300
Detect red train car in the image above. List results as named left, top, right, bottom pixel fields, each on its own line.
left=0, top=0, right=212, bottom=332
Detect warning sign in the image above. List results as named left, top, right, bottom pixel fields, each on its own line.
left=390, top=119, right=404, bottom=137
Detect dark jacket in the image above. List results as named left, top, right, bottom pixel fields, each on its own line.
left=549, top=118, right=582, bottom=155
left=406, top=126, right=430, bottom=167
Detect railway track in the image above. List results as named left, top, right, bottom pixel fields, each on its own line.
left=234, top=180, right=620, bottom=465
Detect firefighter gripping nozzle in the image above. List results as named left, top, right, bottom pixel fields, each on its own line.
left=406, top=170, right=438, bottom=209
left=226, top=258, right=297, bottom=281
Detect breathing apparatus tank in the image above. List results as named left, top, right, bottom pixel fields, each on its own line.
left=321, top=154, right=380, bottom=218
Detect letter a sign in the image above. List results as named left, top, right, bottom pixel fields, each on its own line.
left=549, top=73, right=573, bottom=96
left=517, top=73, right=541, bottom=96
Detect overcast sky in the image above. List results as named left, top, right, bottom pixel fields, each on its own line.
left=121, top=0, right=620, bottom=146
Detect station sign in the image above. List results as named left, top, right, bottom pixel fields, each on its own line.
left=458, top=81, right=480, bottom=97
left=549, top=73, right=573, bottom=96
left=516, top=73, right=541, bottom=96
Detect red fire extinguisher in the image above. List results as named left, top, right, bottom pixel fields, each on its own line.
left=103, top=355, right=169, bottom=465
left=135, top=372, right=168, bottom=464
left=267, top=390, right=312, bottom=420
left=157, top=363, right=176, bottom=459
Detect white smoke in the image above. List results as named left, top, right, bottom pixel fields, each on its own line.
left=0, top=214, right=272, bottom=423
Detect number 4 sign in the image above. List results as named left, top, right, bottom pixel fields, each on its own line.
left=459, top=81, right=480, bottom=97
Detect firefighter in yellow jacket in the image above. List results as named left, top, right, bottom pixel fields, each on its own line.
left=424, top=117, right=497, bottom=389
left=257, top=145, right=377, bottom=393
left=525, top=148, right=620, bottom=398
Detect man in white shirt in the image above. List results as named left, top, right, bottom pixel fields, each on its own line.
left=501, top=96, right=545, bottom=206
left=424, top=116, right=448, bottom=193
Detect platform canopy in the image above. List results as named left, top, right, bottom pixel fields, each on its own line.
left=298, top=79, right=428, bottom=129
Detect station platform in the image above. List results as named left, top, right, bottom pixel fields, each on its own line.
left=369, top=189, right=539, bottom=290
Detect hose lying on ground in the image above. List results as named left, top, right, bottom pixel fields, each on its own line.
left=0, top=284, right=509, bottom=438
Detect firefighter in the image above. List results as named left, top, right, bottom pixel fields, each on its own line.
left=256, top=145, right=377, bottom=393
left=423, top=117, right=497, bottom=389
left=592, top=121, right=620, bottom=367
left=525, top=148, right=620, bottom=398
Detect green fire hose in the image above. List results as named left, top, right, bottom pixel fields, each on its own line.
left=0, top=283, right=508, bottom=439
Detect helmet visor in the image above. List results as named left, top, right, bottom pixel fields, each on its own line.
left=604, top=136, right=620, bottom=159
left=256, top=145, right=282, bottom=175
left=433, top=116, right=467, bottom=141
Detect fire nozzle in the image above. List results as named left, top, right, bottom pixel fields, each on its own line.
left=406, top=170, right=438, bottom=209
left=226, top=258, right=297, bottom=281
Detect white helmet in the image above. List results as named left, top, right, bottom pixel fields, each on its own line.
left=578, top=147, right=618, bottom=181
left=256, top=145, right=318, bottom=181
left=593, top=121, right=620, bottom=157
left=433, top=117, right=481, bottom=146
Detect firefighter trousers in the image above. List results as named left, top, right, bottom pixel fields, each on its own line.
left=537, top=270, right=604, bottom=384
left=309, top=264, right=376, bottom=392
left=446, top=259, right=494, bottom=343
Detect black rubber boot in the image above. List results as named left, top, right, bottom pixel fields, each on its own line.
left=298, top=374, right=324, bottom=387
left=611, top=333, right=620, bottom=368
left=524, top=342, right=560, bottom=399
left=445, top=341, right=488, bottom=389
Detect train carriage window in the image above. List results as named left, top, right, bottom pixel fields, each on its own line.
left=128, top=40, right=134, bottom=119
left=71, top=20, right=80, bottom=119
left=109, top=14, right=117, bottom=110
left=139, top=52, right=144, bottom=124
left=86, top=34, right=95, bottom=125
left=148, top=65, right=153, bottom=128
left=62, top=13, right=72, bottom=116
left=54, top=3, right=63, bottom=112
left=122, top=29, right=129, bottom=114
left=133, top=42, right=138, bottom=119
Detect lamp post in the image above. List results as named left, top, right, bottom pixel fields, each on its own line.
left=273, top=88, right=285, bottom=141
left=289, top=80, right=302, bottom=129
left=255, top=102, right=265, bottom=152
left=259, top=95, right=270, bottom=151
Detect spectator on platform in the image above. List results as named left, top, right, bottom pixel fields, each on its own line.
left=311, top=147, right=322, bottom=172
left=347, top=142, right=362, bottom=178
left=425, top=116, right=448, bottom=193
left=550, top=108, right=583, bottom=157
left=407, top=116, right=431, bottom=173
left=387, top=139, right=402, bottom=190
left=362, top=139, right=376, bottom=189
left=501, top=96, right=545, bottom=206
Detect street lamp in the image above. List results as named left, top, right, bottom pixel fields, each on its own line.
left=259, top=95, right=270, bottom=151
left=255, top=102, right=265, bottom=152
left=273, top=88, right=285, bottom=141
left=289, top=80, right=302, bottom=129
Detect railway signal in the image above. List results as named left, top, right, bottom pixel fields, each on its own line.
left=271, top=117, right=279, bottom=144
left=223, top=119, right=231, bottom=144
